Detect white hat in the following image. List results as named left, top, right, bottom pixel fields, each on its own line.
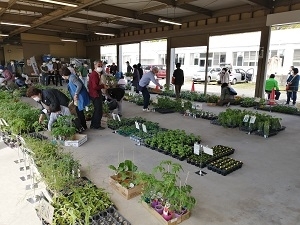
left=117, top=79, right=127, bottom=85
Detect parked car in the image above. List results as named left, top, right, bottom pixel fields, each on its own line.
left=192, top=67, right=221, bottom=83
left=142, top=65, right=166, bottom=79
left=217, top=68, right=253, bottom=85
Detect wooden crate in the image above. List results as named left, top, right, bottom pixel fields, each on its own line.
left=109, top=175, right=143, bottom=200
left=177, top=211, right=191, bottom=224
left=141, top=201, right=178, bottom=225
left=141, top=201, right=191, bottom=225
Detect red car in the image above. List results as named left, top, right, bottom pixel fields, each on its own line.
left=143, top=65, right=166, bottom=79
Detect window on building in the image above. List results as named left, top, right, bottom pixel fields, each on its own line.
left=213, top=52, right=226, bottom=66
left=175, top=53, right=185, bottom=65
left=237, top=56, right=243, bottom=66
left=190, top=53, right=200, bottom=65
left=293, top=49, right=300, bottom=67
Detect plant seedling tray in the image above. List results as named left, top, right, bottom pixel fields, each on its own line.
left=92, top=206, right=131, bottom=225
left=155, top=108, right=176, bottom=114
left=109, top=175, right=143, bottom=200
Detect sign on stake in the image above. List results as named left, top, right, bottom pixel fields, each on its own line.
left=142, top=124, right=147, bottom=133
left=36, top=198, right=54, bottom=224
left=243, top=115, right=250, bottom=123
left=135, top=121, right=140, bottom=130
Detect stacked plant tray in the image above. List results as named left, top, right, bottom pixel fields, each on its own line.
left=207, top=157, right=243, bottom=176
left=186, top=145, right=235, bottom=168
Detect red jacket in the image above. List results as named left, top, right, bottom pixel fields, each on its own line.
left=88, top=70, right=105, bottom=98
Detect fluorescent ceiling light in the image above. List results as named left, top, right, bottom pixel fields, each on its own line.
left=94, top=32, right=115, bottom=36
left=0, top=34, right=9, bottom=37
left=37, top=0, right=78, bottom=7
left=0, top=22, right=31, bottom=27
left=158, top=18, right=182, bottom=26
left=61, top=39, right=78, bottom=42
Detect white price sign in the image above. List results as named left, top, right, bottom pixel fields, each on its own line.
left=193, top=143, right=200, bottom=155
left=250, top=116, right=256, bottom=124
left=135, top=121, right=140, bottom=130
left=1, top=118, right=8, bottom=126
left=37, top=198, right=54, bottom=224
left=243, top=115, right=250, bottom=123
left=142, top=124, right=147, bottom=133
left=203, top=146, right=213, bottom=156
left=116, top=114, right=121, bottom=122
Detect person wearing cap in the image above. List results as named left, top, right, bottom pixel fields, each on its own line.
left=126, top=61, right=133, bottom=73
left=138, top=67, right=163, bottom=111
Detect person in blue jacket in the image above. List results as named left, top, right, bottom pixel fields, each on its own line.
left=62, top=67, right=90, bottom=130
left=286, top=67, right=300, bottom=105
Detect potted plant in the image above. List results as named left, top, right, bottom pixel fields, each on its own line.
left=206, top=94, right=219, bottom=106
left=108, top=160, right=143, bottom=199
left=51, top=116, right=76, bottom=141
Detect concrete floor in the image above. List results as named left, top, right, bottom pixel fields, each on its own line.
left=2, top=95, right=300, bottom=225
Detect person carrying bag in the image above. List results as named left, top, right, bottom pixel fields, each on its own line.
left=286, top=68, right=300, bottom=105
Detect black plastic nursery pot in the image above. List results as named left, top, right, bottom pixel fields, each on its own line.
left=154, top=108, right=176, bottom=114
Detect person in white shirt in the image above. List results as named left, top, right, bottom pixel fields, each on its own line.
left=219, top=67, right=230, bottom=85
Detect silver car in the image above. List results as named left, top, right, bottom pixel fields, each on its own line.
left=216, top=68, right=253, bottom=85
left=193, top=67, right=221, bottom=83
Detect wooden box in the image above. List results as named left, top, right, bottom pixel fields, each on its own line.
left=141, top=201, right=191, bottom=225
left=141, top=201, right=178, bottom=225
left=109, top=175, right=143, bottom=200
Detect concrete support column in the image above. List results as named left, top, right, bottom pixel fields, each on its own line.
left=166, top=37, right=172, bottom=88
left=255, top=26, right=271, bottom=98
left=117, top=44, right=121, bottom=72
left=139, top=42, right=141, bottom=63
left=204, top=34, right=210, bottom=95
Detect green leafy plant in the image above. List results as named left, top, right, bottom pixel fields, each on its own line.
left=206, top=94, right=219, bottom=103
left=109, top=160, right=139, bottom=188
left=51, top=115, right=76, bottom=140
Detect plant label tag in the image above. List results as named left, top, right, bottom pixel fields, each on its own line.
left=117, top=115, right=121, bottom=122
left=1, top=118, right=8, bottom=126
left=203, top=146, right=213, bottom=156
left=142, top=124, right=147, bottom=133
left=42, top=109, right=48, bottom=114
left=37, top=198, right=54, bottom=224
left=196, top=104, right=203, bottom=110
left=250, top=116, right=256, bottom=124
left=194, top=143, right=200, bottom=155
left=243, top=115, right=250, bottom=123
left=135, top=121, right=140, bottom=130
left=254, top=97, right=261, bottom=102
